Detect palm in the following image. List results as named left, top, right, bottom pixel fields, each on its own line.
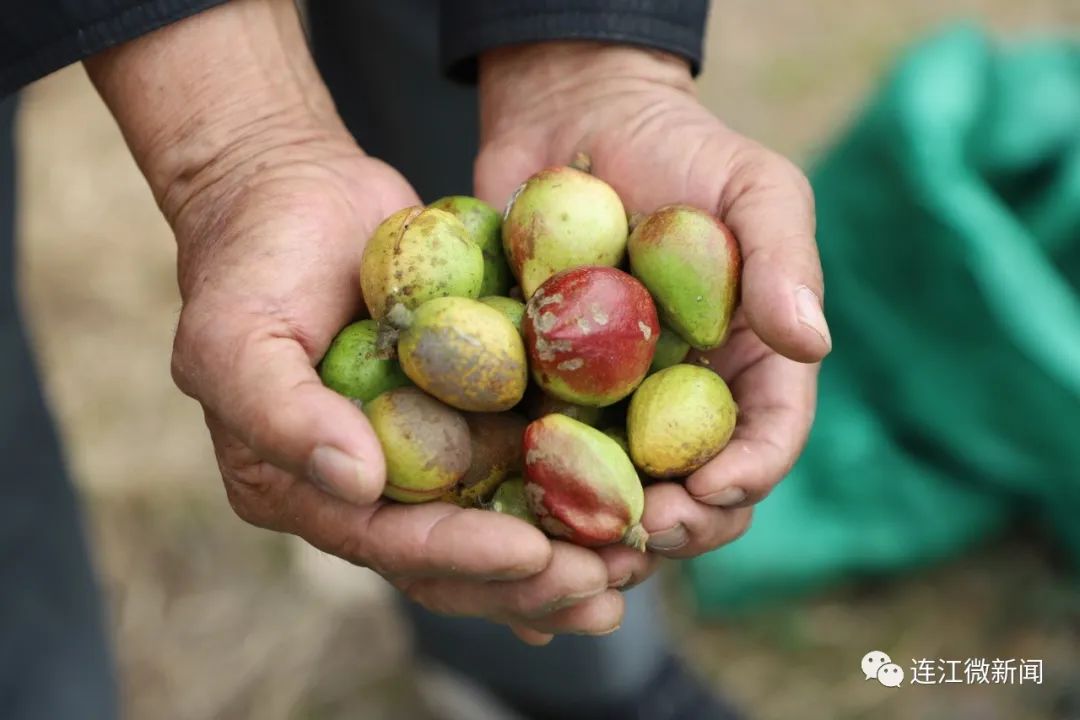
left=476, top=90, right=825, bottom=557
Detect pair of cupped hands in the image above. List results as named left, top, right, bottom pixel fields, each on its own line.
left=87, top=0, right=828, bottom=646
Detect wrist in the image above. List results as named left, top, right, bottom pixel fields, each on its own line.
left=84, top=0, right=352, bottom=225
left=478, top=42, right=695, bottom=140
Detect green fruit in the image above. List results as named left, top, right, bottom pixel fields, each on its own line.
left=430, top=196, right=514, bottom=297
left=366, top=387, right=472, bottom=503
left=360, top=206, right=484, bottom=321
left=488, top=477, right=539, bottom=526
left=628, top=205, right=741, bottom=350
left=318, top=320, right=411, bottom=403
left=502, top=166, right=628, bottom=297
left=441, top=412, right=528, bottom=508
left=649, top=326, right=691, bottom=373
left=628, top=364, right=737, bottom=477
left=394, top=296, right=528, bottom=412
left=478, top=295, right=526, bottom=335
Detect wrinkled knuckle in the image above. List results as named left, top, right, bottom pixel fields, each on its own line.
left=221, top=473, right=268, bottom=528
left=219, top=460, right=283, bottom=531
left=171, top=302, right=229, bottom=396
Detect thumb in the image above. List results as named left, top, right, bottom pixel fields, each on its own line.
left=172, top=304, right=386, bottom=505
left=721, top=150, right=831, bottom=363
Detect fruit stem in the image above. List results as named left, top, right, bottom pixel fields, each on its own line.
left=374, top=324, right=400, bottom=360
left=622, top=523, right=649, bottom=553
left=569, top=151, right=593, bottom=174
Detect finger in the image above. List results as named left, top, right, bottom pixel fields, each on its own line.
left=398, top=542, right=609, bottom=619
left=209, top=421, right=553, bottom=580
left=594, top=544, right=662, bottom=589
left=720, top=146, right=830, bottom=363
left=641, top=482, right=752, bottom=558
left=510, top=624, right=554, bottom=646
left=685, top=346, right=817, bottom=507
left=473, top=139, right=549, bottom=211
left=516, top=590, right=625, bottom=636
left=174, top=305, right=386, bottom=505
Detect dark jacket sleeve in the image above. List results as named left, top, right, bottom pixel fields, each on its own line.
left=0, top=0, right=228, bottom=97
left=439, top=0, right=710, bottom=82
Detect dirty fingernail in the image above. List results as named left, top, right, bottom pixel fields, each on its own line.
left=647, top=524, right=689, bottom=552
left=795, top=286, right=831, bottom=350
left=542, top=588, right=606, bottom=614
left=310, top=445, right=368, bottom=503
left=700, top=486, right=747, bottom=507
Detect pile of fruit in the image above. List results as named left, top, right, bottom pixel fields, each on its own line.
left=319, top=157, right=741, bottom=552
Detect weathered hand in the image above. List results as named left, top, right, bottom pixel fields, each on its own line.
left=476, top=42, right=831, bottom=558
left=85, top=1, right=656, bottom=645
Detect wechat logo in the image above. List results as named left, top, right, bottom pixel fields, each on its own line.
left=862, top=650, right=904, bottom=687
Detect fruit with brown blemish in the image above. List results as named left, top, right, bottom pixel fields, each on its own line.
left=522, top=414, right=647, bottom=550
left=627, top=205, right=741, bottom=350
left=441, top=412, right=528, bottom=507
left=627, top=364, right=737, bottom=478
left=365, top=387, right=472, bottom=503
left=318, top=319, right=411, bottom=403
left=522, top=266, right=659, bottom=407
left=360, top=206, right=484, bottom=322
left=649, top=325, right=691, bottom=374
left=391, top=296, right=528, bottom=412
left=502, top=165, right=628, bottom=297
left=478, top=295, right=526, bottom=335
left=429, top=196, right=514, bottom=297
left=488, top=477, right=539, bottom=526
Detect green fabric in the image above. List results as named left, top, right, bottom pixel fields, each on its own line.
left=686, top=25, right=1080, bottom=614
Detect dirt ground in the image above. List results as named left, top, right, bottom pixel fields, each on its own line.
left=13, top=1, right=1080, bottom=719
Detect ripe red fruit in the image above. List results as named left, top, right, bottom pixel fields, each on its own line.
left=523, top=414, right=647, bottom=550
left=522, top=266, right=659, bottom=407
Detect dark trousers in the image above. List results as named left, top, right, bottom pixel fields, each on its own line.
left=0, top=94, right=118, bottom=720
left=0, top=3, right=668, bottom=717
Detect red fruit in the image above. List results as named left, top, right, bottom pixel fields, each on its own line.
left=523, top=414, right=647, bottom=550
left=522, top=266, right=659, bottom=407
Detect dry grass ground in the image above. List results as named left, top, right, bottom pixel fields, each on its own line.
left=14, top=1, right=1079, bottom=718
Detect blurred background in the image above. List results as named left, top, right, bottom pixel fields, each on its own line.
left=13, top=1, right=1079, bottom=719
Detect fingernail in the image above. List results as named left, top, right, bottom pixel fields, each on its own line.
left=583, top=623, right=622, bottom=637
left=309, top=445, right=367, bottom=502
left=646, top=524, right=689, bottom=552
left=609, top=573, right=633, bottom=589
left=542, top=588, right=606, bottom=614
left=795, top=286, right=832, bottom=350
left=699, top=486, right=747, bottom=507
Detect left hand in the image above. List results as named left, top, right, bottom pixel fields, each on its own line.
left=475, top=42, right=831, bottom=559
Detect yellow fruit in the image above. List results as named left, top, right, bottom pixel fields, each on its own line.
left=627, top=364, right=737, bottom=477
left=360, top=206, right=483, bottom=321
left=395, top=296, right=528, bottom=412
left=365, top=387, right=472, bottom=503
